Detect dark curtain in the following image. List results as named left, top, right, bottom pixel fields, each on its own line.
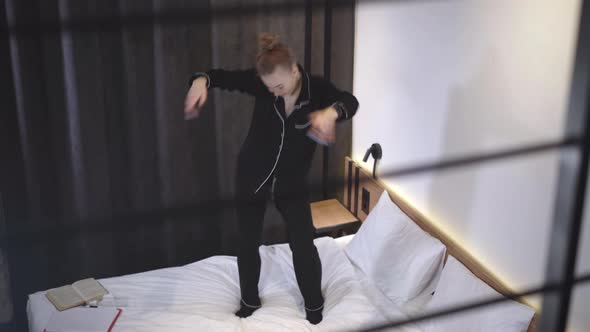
left=0, top=0, right=354, bottom=330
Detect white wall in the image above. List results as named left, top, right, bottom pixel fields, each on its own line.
left=353, top=0, right=589, bottom=330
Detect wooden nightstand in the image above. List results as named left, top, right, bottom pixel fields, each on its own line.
left=310, top=199, right=360, bottom=237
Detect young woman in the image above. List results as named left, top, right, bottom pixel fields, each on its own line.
left=184, top=33, right=358, bottom=325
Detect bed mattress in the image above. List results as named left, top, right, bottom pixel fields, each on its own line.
left=28, top=235, right=421, bottom=332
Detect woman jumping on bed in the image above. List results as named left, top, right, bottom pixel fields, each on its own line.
left=183, top=33, right=358, bottom=325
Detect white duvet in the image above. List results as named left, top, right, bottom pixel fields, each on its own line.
left=28, top=236, right=420, bottom=332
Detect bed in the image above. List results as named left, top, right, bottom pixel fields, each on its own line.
left=27, top=157, right=537, bottom=332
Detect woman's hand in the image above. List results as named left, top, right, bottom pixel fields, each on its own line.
left=307, top=107, right=338, bottom=145
left=184, top=77, right=208, bottom=120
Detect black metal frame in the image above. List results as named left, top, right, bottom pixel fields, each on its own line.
left=323, top=0, right=333, bottom=199
left=2, top=0, right=589, bottom=331
left=537, top=0, right=590, bottom=331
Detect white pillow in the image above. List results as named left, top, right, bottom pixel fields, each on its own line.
left=344, top=190, right=446, bottom=308
left=419, top=256, right=535, bottom=332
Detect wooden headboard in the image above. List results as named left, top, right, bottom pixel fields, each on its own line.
left=343, top=157, right=538, bottom=331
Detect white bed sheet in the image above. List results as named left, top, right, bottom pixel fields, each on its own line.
left=28, top=236, right=420, bottom=332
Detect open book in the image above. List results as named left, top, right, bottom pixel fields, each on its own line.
left=46, top=278, right=109, bottom=311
